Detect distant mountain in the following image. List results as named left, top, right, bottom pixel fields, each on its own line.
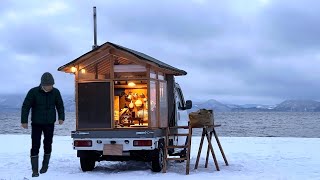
left=225, top=104, right=242, bottom=109
left=190, top=99, right=232, bottom=112
left=273, top=100, right=320, bottom=112
left=238, top=104, right=275, bottom=109
left=189, top=100, right=276, bottom=112
left=1, top=94, right=320, bottom=113
left=0, top=94, right=75, bottom=112
left=0, top=94, right=24, bottom=112
left=190, top=99, right=320, bottom=112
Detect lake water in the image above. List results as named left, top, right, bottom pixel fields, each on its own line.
left=0, top=112, right=319, bottom=138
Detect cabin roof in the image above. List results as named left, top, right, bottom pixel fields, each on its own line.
left=57, top=42, right=187, bottom=76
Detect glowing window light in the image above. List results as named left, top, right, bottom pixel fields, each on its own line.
left=128, top=82, right=136, bottom=87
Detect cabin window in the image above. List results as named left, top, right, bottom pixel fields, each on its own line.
left=149, top=80, right=158, bottom=127
left=158, top=72, right=165, bottom=80
left=114, top=65, right=147, bottom=79
left=159, top=81, right=168, bottom=127
left=113, top=80, right=149, bottom=128
left=150, top=70, right=157, bottom=79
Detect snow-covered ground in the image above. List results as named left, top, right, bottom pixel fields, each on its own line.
left=0, top=135, right=319, bottom=180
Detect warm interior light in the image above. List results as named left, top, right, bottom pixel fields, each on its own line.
left=81, top=69, right=86, bottom=74
left=135, top=99, right=142, bottom=107
left=71, top=66, right=77, bottom=73
left=128, top=82, right=136, bottom=87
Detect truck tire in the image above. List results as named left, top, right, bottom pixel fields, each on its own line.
left=80, top=157, right=95, bottom=172
left=151, top=143, right=164, bottom=172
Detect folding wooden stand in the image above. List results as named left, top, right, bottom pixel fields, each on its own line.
left=195, top=125, right=229, bottom=171
left=163, top=124, right=228, bottom=174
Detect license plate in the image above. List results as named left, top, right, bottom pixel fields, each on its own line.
left=103, top=144, right=123, bottom=156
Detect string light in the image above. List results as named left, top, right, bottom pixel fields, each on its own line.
left=71, top=67, right=77, bottom=73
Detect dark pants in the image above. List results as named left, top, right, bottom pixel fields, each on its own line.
left=31, top=123, right=55, bottom=156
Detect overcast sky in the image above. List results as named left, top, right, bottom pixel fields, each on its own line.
left=1, top=0, right=320, bottom=105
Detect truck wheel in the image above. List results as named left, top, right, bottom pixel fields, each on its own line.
left=151, top=144, right=164, bottom=172
left=80, top=157, right=95, bottom=172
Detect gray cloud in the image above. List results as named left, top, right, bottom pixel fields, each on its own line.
left=0, top=0, right=320, bottom=104
left=254, top=1, right=320, bottom=55
left=2, top=22, right=70, bottom=57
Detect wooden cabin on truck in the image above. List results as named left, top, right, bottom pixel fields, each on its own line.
left=58, top=42, right=192, bottom=172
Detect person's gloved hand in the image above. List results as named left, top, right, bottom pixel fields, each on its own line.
left=21, top=123, right=28, bottom=129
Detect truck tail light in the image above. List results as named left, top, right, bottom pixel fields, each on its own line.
left=74, top=140, right=92, bottom=147
left=133, top=140, right=152, bottom=146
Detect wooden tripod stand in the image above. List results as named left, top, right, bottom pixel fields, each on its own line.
left=195, top=125, right=229, bottom=171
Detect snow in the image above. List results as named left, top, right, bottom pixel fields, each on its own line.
left=0, top=135, right=319, bottom=179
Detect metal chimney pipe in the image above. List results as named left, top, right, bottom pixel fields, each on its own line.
left=92, top=6, right=98, bottom=49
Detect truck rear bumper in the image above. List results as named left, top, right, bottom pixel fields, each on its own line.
left=77, top=150, right=157, bottom=162
left=73, top=137, right=161, bottom=151
left=71, top=129, right=165, bottom=139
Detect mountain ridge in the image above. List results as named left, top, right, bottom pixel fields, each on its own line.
left=1, top=94, right=319, bottom=112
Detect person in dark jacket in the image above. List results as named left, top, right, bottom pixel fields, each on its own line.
left=21, top=72, right=65, bottom=177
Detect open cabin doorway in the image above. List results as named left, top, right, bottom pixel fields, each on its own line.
left=114, top=80, right=149, bottom=128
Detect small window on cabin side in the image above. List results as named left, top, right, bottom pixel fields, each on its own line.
left=150, top=70, right=157, bottom=79
left=149, top=80, right=158, bottom=127
left=158, top=72, right=165, bottom=80
left=159, top=81, right=168, bottom=127
left=114, top=64, right=147, bottom=79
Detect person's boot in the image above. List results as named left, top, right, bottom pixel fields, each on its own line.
left=31, top=155, right=39, bottom=177
left=40, top=154, right=51, bottom=174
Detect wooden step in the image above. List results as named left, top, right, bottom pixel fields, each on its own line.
left=169, top=126, right=190, bottom=129
left=163, top=125, right=193, bottom=175
left=166, top=145, right=189, bottom=148
left=168, top=133, right=190, bottom=136
left=167, top=157, right=187, bottom=161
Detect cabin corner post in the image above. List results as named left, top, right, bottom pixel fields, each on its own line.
left=147, top=82, right=151, bottom=128
left=156, top=80, right=160, bottom=128
left=147, top=66, right=151, bottom=128
left=110, top=57, right=114, bottom=128
left=166, top=75, right=175, bottom=127
left=75, top=65, right=80, bottom=130
left=110, top=81, right=114, bottom=128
